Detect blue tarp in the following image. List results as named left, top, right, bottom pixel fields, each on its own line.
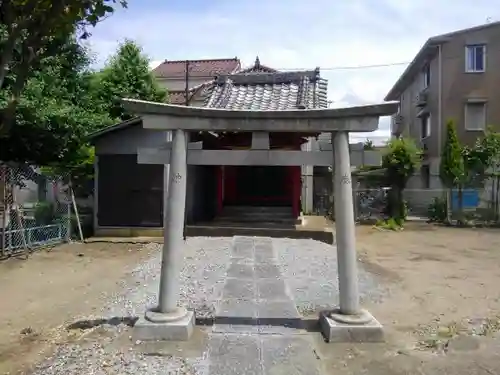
left=451, top=189, right=479, bottom=209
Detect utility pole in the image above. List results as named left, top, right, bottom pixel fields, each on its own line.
left=183, top=60, right=189, bottom=241
left=184, top=60, right=189, bottom=106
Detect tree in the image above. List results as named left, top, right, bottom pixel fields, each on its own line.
left=440, top=120, right=466, bottom=222
left=363, top=139, right=375, bottom=150
left=440, top=120, right=465, bottom=188
left=464, top=128, right=500, bottom=222
left=0, top=36, right=113, bottom=165
left=382, top=137, right=421, bottom=225
left=0, top=0, right=127, bottom=135
left=91, top=39, right=168, bottom=121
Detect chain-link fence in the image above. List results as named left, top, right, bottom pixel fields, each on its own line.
left=352, top=187, right=390, bottom=222
left=407, top=186, right=500, bottom=224
left=314, top=164, right=500, bottom=225
left=1, top=163, right=82, bottom=258
left=351, top=186, right=500, bottom=224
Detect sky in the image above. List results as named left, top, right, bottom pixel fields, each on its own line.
left=88, top=0, right=499, bottom=145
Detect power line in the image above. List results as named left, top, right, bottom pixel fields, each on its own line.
left=254, top=48, right=493, bottom=72
left=278, top=61, right=411, bottom=71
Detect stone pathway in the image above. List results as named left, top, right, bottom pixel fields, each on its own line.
left=207, top=237, right=322, bottom=375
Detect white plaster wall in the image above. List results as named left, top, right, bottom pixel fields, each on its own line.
left=95, top=125, right=171, bottom=155
left=301, top=137, right=316, bottom=213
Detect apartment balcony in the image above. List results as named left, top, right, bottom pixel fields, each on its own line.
left=390, top=113, right=404, bottom=136
left=416, top=88, right=429, bottom=107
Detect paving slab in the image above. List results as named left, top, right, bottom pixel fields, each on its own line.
left=208, top=334, right=262, bottom=375
left=209, top=237, right=321, bottom=375
left=255, top=264, right=281, bottom=279
left=261, top=336, right=322, bottom=375
left=226, top=263, right=255, bottom=279
left=256, top=279, right=288, bottom=300
left=257, top=300, right=301, bottom=321
left=222, top=278, right=256, bottom=299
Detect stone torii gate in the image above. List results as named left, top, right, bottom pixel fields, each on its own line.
left=123, top=98, right=398, bottom=343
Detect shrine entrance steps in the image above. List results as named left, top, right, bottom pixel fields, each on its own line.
left=185, top=206, right=334, bottom=244
left=214, top=206, right=301, bottom=227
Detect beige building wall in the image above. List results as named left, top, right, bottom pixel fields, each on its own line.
left=392, top=24, right=500, bottom=214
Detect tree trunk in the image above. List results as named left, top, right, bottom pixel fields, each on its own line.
left=457, top=185, right=465, bottom=225
left=0, top=31, right=19, bottom=89
left=387, top=187, right=399, bottom=219
left=495, top=177, right=500, bottom=223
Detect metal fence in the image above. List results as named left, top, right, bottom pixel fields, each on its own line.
left=1, top=163, right=78, bottom=258
left=313, top=166, right=500, bottom=224
left=351, top=186, right=500, bottom=224
left=353, top=187, right=389, bottom=222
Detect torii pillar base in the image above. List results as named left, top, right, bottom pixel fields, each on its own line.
left=133, top=307, right=195, bottom=342
left=319, top=308, right=384, bottom=343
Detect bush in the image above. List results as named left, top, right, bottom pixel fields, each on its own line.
left=382, top=138, right=421, bottom=223
left=427, top=196, right=447, bottom=223
left=34, top=202, right=57, bottom=225
left=375, top=217, right=404, bottom=230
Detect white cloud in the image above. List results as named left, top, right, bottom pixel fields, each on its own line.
left=89, top=0, right=499, bottom=143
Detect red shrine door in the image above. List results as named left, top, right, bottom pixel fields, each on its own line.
left=213, top=133, right=304, bottom=218
left=221, top=165, right=301, bottom=217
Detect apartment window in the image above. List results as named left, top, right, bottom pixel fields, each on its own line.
left=465, top=44, right=486, bottom=72
left=465, top=102, right=486, bottom=131
left=421, top=113, right=431, bottom=139
left=423, top=64, right=431, bottom=88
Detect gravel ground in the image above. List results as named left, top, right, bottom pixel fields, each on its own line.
left=31, top=237, right=232, bottom=375
left=275, top=238, right=387, bottom=314
left=106, top=237, right=232, bottom=319
left=29, top=236, right=385, bottom=375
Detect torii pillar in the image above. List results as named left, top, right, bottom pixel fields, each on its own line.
left=123, top=99, right=398, bottom=342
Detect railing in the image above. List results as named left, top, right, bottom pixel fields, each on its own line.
left=2, top=223, right=68, bottom=252
left=416, top=89, right=428, bottom=107
left=1, top=162, right=75, bottom=258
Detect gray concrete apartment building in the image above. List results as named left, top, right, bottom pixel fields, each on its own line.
left=385, top=21, right=500, bottom=194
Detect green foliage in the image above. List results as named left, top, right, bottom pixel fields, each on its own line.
left=90, top=39, right=168, bottom=121
left=382, top=138, right=421, bottom=188
left=427, top=196, right=448, bottom=223
left=0, top=0, right=127, bottom=134
left=440, top=120, right=465, bottom=188
left=0, top=37, right=113, bottom=164
left=363, top=139, right=374, bottom=150
left=375, top=217, right=404, bottom=231
left=381, top=138, right=421, bottom=223
left=41, top=146, right=96, bottom=197
left=440, top=122, right=500, bottom=224
left=34, top=202, right=57, bottom=225
left=353, top=166, right=387, bottom=188
left=470, top=127, right=500, bottom=178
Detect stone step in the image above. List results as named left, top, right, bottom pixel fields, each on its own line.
left=214, top=216, right=300, bottom=225
left=222, top=206, right=294, bottom=215
left=220, top=210, right=294, bottom=218
left=185, top=225, right=334, bottom=245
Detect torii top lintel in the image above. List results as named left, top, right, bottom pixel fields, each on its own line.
left=121, top=98, right=399, bottom=133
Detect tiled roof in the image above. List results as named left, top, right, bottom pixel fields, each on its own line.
left=153, top=58, right=241, bottom=79
left=203, top=61, right=328, bottom=110
left=168, top=82, right=211, bottom=105
left=238, top=56, right=277, bottom=74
